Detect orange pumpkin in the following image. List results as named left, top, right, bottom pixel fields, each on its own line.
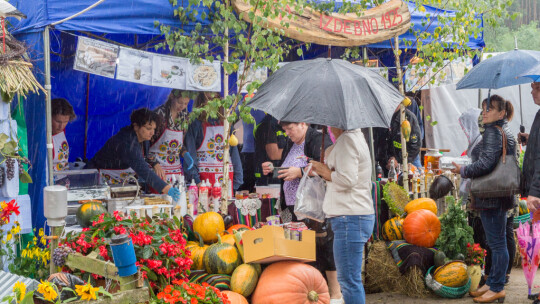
left=222, top=291, right=249, bottom=304
left=193, top=212, right=225, bottom=243
left=251, top=261, right=330, bottom=304
left=221, top=233, right=236, bottom=246
left=403, top=209, right=441, bottom=248
left=227, top=224, right=252, bottom=234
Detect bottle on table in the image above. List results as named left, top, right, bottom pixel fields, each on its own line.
left=388, top=159, right=397, bottom=182
left=188, top=179, right=199, bottom=216
left=376, top=162, right=383, bottom=181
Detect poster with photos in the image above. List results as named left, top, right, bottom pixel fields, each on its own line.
left=74, top=36, right=119, bottom=78
left=116, top=47, right=153, bottom=85
left=151, top=54, right=188, bottom=89
left=186, top=60, right=221, bottom=92
left=237, top=61, right=268, bottom=93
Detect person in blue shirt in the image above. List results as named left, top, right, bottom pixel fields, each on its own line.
left=183, top=92, right=243, bottom=195
left=87, top=108, right=180, bottom=200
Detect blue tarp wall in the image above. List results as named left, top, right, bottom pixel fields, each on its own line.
left=7, top=0, right=483, bottom=231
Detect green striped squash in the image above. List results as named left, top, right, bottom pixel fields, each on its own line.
left=382, top=216, right=404, bottom=241
left=203, top=234, right=242, bottom=275
left=76, top=201, right=107, bottom=228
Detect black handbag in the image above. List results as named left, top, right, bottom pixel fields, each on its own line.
left=470, top=126, right=521, bottom=198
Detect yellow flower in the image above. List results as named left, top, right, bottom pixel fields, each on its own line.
left=38, top=228, right=44, bottom=237
left=75, top=283, right=100, bottom=301
left=13, top=281, right=26, bottom=303
left=21, top=249, right=27, bottom=258
left=37, top=280, right=58, bottom=302
left=40, top=236, right=46, bottom=246
left=6, top=233, right=12, bottom=241
left=11, top=222, right=20, bottom=234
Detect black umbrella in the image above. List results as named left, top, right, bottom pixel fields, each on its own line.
left=247, top=58, right=403, bottom=130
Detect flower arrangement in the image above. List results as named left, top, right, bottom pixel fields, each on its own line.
left=10, top=228, right=51, bottom=281
left=0, top=199, right=21, bottom=268
left=2, top=280, right=111, bottom=303
left=465, top=243, right=486, bottom=266
left=154, top=280, right=230, bottom=304
left=62, top=211, right=192, bottom=290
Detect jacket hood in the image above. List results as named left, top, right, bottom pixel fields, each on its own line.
left=459, top=108, right=481, bottom=146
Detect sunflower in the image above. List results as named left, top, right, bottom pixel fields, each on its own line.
left=37, top=280, right=58, bottom=302
left=13, top=281, right=26, bottom=303
left=75, top=283, right=100, bottom=301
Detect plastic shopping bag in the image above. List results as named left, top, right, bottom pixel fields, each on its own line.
left=295, top=164, right=326, bottom=222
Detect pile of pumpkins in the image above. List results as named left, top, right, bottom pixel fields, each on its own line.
left=382, top=197, right=441, bottom=248
left=382, top=198, right=469, bottom=289
left=184, top=211, right=260, bottom=303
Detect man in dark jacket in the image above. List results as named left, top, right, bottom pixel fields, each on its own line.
left=520, top=82, right=540, bottom=213
left=376, top=107, right=422, bottom=172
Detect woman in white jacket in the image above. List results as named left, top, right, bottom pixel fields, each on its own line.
left=311, top=127, right=374, bottom=304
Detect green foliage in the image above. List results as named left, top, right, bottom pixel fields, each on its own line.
left=435, top=196, right=474, bottom=260
left=485, top=21, right=540, bottom=51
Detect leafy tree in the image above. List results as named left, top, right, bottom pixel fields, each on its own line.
left=156, top=0, right=515, bottom=205
left=485, top=21, right=540, bottom=51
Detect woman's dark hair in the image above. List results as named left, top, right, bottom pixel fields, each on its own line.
left=130, top=108, right=160, bottom=128
left=51, top=98, right=76, bottom=121
left=194, top=92, right=222, bottom=121
left=482, top=94, right=514, bottom=121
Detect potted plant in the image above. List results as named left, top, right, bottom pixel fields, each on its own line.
left=465, top=243, right=486, bottom=292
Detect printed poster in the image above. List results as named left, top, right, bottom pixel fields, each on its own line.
left=116, top=47, right=153, bottom=85
left=74, top=36, right=119, bottom=78
left=152, top=54, right=188, bottom=89
left=186, top=60, right=221, bottom=92
left=237, top=61, right=268, bottom=93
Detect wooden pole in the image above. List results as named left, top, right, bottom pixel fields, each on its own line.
left=393, top=36, right=409, bottom=192
left=221, top=0, right=231, bottom=214
left=49, top=226, right=63, bottom=274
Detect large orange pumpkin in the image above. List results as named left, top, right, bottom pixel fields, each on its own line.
left=193, top=212, right=225, bottom=243
left=251, top=261, right=330, bottom=304
left=403, top=209, right=441, bottom=248
left=222, top=291, right=249, bottom=304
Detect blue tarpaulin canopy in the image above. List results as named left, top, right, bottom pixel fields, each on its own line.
left=7, top=0, right=483, bottom=230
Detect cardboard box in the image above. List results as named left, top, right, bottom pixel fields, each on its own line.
left=243, top=225, right=316, bottom=264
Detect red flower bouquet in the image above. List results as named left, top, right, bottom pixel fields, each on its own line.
left=62, top=212, right=192, bottom=290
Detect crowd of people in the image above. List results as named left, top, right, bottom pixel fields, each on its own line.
left=49, top=82, right=540, bottom=304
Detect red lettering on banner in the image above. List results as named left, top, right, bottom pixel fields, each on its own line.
left=343, top=21, right=353, bottom=34
left=317, top=7, right=404, bottom=36
left=322, top=16, right=333, bottom=32
left=362, top=20, right=372, bottom=35
left=334, top=17, right=343, bottom=32
left=354, top=21, right=362, bottom=35
left=371, top=18, right=379, bottom=34
left=393, top=8, right=403, bottom=25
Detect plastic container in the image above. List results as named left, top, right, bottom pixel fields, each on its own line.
left=424, top=149, right=442, bottom=173
left=199, top=180, right=209, bottom=213
left=43, top=185, right=68, bottom=227
left=188, top=179, right=199, bottom=215
left=110, top=234, right=138, bottom=277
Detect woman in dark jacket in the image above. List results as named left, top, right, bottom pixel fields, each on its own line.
left=452, top=95, right=516, bottom=303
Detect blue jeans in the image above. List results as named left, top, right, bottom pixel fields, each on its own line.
left=329, top=214, right=375, bottom=304
left=479, top=208, right=508, bottom=292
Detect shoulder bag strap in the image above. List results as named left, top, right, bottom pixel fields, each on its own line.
left=495, top=125, right=507, bottom=163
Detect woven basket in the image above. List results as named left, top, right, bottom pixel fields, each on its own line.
left=513, top=213, right=531, bottom=228
left=425, top=266, right=471, bottom=298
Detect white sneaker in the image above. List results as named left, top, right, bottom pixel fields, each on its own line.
left=330, top=298, right=344, bottom=304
